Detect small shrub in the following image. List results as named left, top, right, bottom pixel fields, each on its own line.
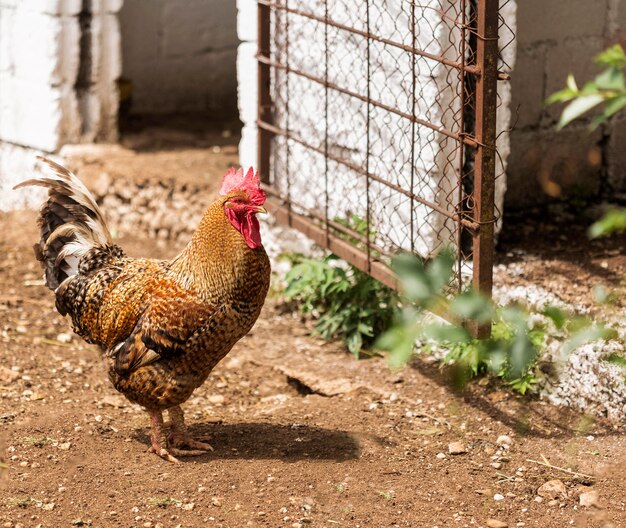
left=284, top=254, right=399, bottom=356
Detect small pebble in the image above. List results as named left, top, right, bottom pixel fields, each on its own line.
left=448, top=441, right=467, bottom=455
left=537, top=479, right=566, bottom=500
left=496, top=435, right=513, bottom=447
left=486, top=520, right=508, bottom=528
left=579, top=490, right=599, bottom=507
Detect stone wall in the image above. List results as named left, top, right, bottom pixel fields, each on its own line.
left=119, top=0, right=239, bottom=116
left=507, top=0, right=626, bottom=208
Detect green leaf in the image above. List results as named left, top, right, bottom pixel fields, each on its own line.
left=508, top=334, right=538, bottom=380
left=357, top=322, right=374, bottom=337
left=563, top=325, right=616, bottom=355
left=346, top=332, right=363, bottom=356
left=542, top=305, right=568, bottom=329
left=588, top=208, right=626, bottom=238
left=594, top=66, right=625, bottom=91
left=595, top=44, right=626, bottom=68
left=590, top=94, right=626, bottom=128
left=449, top=290, right=494, bottom=324
left=557, top=94, right=604, bottom=129
left=376, top=326, right=418, bottom=369
left=607, top=353, right=626, bottom=369
left=421, top=323, right=471, bottom=343
left=567, top=73, right=579, bottom=92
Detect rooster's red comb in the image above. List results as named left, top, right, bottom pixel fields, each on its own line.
left=219, top=166, right=265, bottom=206
left=219, top=167, right=260, bottom=195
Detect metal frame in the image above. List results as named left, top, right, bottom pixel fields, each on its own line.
left=257, top=0, right=503, bottom=337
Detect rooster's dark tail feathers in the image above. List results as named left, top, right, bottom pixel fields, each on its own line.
left=14, top=157, right=114, bottom=290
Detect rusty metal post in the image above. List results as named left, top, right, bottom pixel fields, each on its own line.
left=472, top=0, right=499, bottom=338
left=257, top=1, right=272, bottom=183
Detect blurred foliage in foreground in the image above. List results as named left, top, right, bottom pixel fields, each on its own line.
left=375, top=250, right=615, bottom=392
left=548, top=43, right=626, bottom=238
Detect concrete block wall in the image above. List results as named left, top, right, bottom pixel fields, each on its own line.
left=119, top=0, right=239, bottom=116
left=506, top=0, right=625, bottom=208
left=0, top=0, right=81, bottom=152
left=0, top=0, right=122, bottom=210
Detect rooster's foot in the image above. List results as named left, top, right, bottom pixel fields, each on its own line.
left=167, top=405, right=214, bottom=454
left=168, top=434, right=214, bottom=453
left=148, top=444, right=181, bottom=464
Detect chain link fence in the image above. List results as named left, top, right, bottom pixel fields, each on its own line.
left=257, top=0, right=512, bottom=336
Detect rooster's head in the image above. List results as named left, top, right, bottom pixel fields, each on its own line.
left=220, top=167, right=267, bottom=249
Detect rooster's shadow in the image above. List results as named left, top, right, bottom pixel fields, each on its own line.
left=133, top=421, right=361, bottom=462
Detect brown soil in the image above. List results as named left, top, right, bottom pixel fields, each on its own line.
left=1, top=123, right=625, bottom=528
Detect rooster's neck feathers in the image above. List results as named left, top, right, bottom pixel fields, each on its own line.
left=168, top=197, right=264, bottom=299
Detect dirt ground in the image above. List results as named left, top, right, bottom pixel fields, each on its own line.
left=1, top=123, right=626, bottom=528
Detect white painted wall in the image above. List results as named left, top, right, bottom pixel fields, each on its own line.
left=0, top=0, right=122, bottom=210
left=119, top=0, right=239, bottom=115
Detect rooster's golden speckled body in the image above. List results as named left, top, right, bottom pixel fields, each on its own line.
left=17, top=158, right=270, bottom=461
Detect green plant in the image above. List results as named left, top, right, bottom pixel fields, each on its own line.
left=588, top=208, right=626, bottom=238
left=334, top=214, right=377, bottom=250
left=284, top=254, right=399, bottom=356
left=549, top=44, right=626, bottom=238
left=376, top=250, right=615, bottom=392
left=378, top=490, right=395, bottom=500
left=548, top=44, right=626, bottom=129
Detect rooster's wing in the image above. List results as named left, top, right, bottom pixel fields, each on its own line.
left=108, top=293, right=219, bottom=375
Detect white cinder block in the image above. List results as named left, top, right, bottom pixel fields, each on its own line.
left=91, top=0, right=124, bottom=13
left=1, top=0, right=81, bottom=16
left=237, top=41, right=257, bottom=125
left=59, top=15, right=80, bottom=86
left=237, top=0, right=513, bottom=255
left=58, top=82, right=81, bottom=142
left=40, top=0, right=83, bottom=16
left=237, top=0, right=257, bottom=42
left=239, top=124, right=257, bottom=171
left=495, top=0, right=517, bottom=233
left=0, top=144, right=47, bottom=211
left=11, top=9, right=62, bottom=84
left=265, top=0, right=462, bottom=257
left=0, top=75, right=62, bottom=151
left=0, top=6, right=14, bottom=72
left=95, top=0, right=124, bottom=13
left=0, top=0, right=21, bottom=8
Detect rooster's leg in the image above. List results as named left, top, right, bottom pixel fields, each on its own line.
left=167, top=405, right=214, bottom=454
left=147, top=410, right=180, bottom=463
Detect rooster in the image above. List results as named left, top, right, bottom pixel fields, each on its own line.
left=16, top=158, right=271, bottom=462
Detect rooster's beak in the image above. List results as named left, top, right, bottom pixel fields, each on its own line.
left=255, top=205, right=268, bottom=215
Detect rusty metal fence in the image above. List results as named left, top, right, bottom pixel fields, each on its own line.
left=257, top=0, right=511, bottom=337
